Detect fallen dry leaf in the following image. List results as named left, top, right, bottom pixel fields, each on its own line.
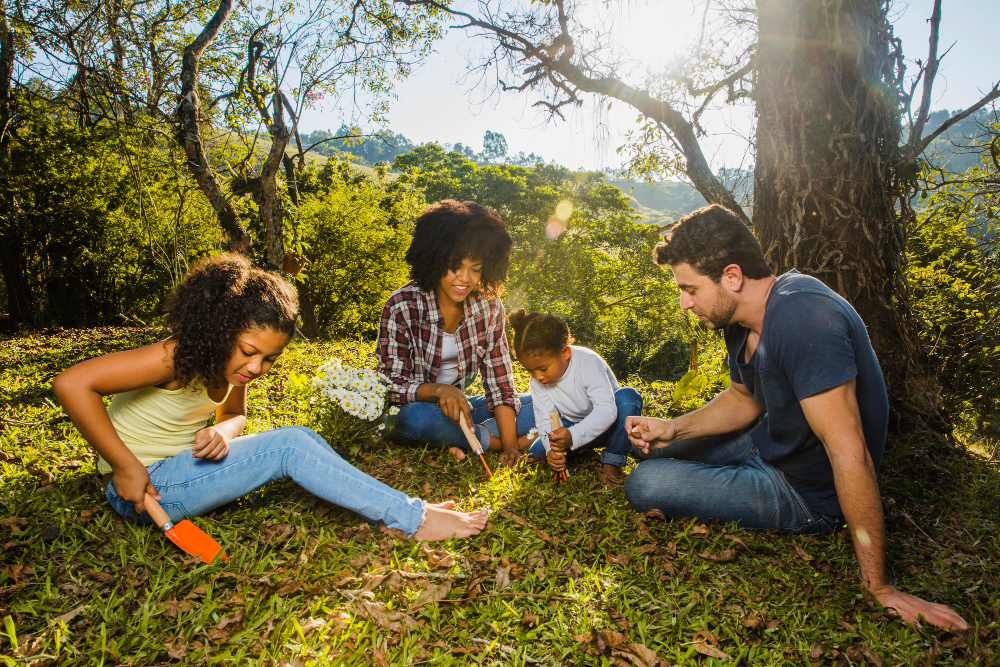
left=692, top=640, right=730, bottom=660
left=809, top=643, right=823, bottom=659
left=603, top=629, right=628, bottom=648
left=793, top=544, right=815, bottom=562
left=164, top=636, right=189, bottom=659
left=627, top=642, right=664, bottom=667
left=410, top=580, right=452, bottom=610
left=352, top=599, right=417, bottom=633
left=690, top=524, right=711, bottom=535
left=645, top=509, right=667, bottom=521
left=420, top=544, right=456, bottom=570
left=695, top=629, right=719, bottom=644
left=50, top=604, right=87, bottom=626
left=697, top=549, right=737, bottom=563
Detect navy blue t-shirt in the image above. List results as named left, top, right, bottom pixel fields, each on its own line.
left=724, top=271, right=889, bottom=516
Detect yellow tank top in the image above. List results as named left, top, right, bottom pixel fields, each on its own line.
left=97, top=382, right=233, bottom=474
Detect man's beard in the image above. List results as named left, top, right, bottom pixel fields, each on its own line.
left=704, top=289, right=738, bottom=329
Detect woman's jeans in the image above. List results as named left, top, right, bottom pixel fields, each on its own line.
left=106, top=425, right=426, bottom=536
left=526, top=387, right=644, bottom=467
left=624, top=432, right=842, bottom=534
left=386, top=393, right=535, bottom=451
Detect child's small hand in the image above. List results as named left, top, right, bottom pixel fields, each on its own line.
left=548, top=426, right=573, bottom=451
left=546, top=447, right=566, bottom=472
left=193, top=426, right=229, bottom=460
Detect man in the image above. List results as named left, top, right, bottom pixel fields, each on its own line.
left=625, top=204, right=967, bottom=630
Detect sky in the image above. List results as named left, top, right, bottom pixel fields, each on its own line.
left=299, top=0, right=1000, bottom=174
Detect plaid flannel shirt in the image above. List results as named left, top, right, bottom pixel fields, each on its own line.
left=376, top=281, right=521, bottom=413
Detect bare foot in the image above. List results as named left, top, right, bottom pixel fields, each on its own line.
left=413, top=504, right=489, bottom=541
left=600, top=463, right=625, bottom=485
left=449, top=446, right=466, bottom=461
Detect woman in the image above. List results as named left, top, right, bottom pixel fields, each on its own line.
left=377, top=200, right=534, bottom=464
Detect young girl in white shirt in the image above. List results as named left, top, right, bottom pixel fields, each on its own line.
left=509, top=310, right=643, bottom=483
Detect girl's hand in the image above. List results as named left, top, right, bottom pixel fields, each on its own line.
left=548, top=426, right=573, bottom=451
left=193, top=426, right=229, bottom=460
left=113, top=462, right=160, bottom=515
left=625, top=416, right=677, bottom=453
left=436, top=385, right=473, bottom=425
left=546, top=447, right=566, bottom=472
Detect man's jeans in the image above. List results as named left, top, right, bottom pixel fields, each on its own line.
left=106, top=425, right=426, bottom=536
left=624, top=432, right=841, bottom=534
left=386, top=393, right=535, bottom=451
left=526, top=387, right=644, bottom=467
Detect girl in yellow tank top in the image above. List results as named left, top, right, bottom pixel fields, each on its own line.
left=53, top=254, right=487, bottom=542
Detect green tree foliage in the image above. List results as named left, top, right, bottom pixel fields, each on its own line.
left=393, top=143, right=689, bottom=380
left=0, top=97, right=219, bottom=327
left=481, top=130, right=508, bottom=163
left=908, top=117, right=1000, bottom=442
left=295, top=157, right=425, bottom=339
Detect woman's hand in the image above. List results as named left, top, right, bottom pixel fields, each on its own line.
left=193, top=426, right=229, bottom=460
left=625, top=416, right=678, bottom=453
left=436, top=384, right=472, bottom=425
left=113, top=461, right=160, bottom=514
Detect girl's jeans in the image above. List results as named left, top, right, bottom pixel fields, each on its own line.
left=386, top=393, right=535, bottom=451
left=623, top=431, right=841, bottom=534
left=525, top=387, right=644, bottom=467
left=106, top=425, right=426, bottom=536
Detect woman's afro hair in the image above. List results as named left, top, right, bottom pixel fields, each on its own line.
left=405, top=199, right=513, bottom=299
left=165, top=253, right=298, bottom=387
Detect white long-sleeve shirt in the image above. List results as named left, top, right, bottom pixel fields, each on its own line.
left=531, top=346, right=620, bottom=452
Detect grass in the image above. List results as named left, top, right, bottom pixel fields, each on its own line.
left=1, top=327, right=998, bottom=666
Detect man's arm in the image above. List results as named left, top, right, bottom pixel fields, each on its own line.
left=800, top=378, right=968, bottom=630
left=626, top=380, right=764, bottom=453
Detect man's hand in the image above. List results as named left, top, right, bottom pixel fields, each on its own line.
left=436, top=384, right=472, bottom=425
left=193, top=426, right=229, bottom=460
left=869, top=583, right=968, bottom=630
left=625, top=416, right=678, bottom=453
left=113, top=461, right=160, bottom=515
left=548, top=426, right=573, bottom=451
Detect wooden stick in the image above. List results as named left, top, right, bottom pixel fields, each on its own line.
left=459, top=412, right=493, bottom=478
left=549, top=409, right=568, bottom=482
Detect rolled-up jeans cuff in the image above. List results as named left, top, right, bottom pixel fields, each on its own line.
left=601, top=451, right=628, bottom=467
left=474, top=423, right=493, bottom=452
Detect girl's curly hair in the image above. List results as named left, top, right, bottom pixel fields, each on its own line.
left=405, top=200, right=513, bottom=299
left=165, top=253, right=298, bottom=387
left=508, top=309, right=573, bottom=359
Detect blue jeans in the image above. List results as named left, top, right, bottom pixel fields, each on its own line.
left=624, top=432, right=841, bottom=534
left=106, top=425, right=426, bottom=536
left=526, top=387, right=644, bottom=467
left=387, top=393, right=535, bottom=451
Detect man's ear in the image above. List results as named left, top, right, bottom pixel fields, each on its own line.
left=722, top=264, right=745, bottom=291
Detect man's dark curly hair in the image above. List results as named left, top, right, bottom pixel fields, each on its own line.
left=405, top=200, right=513, bottom=299
left=508, top=309, right=574, bottom=359
left=654, top=204, right=772, bottom=281
left=165, top=253, right=298, bottom=387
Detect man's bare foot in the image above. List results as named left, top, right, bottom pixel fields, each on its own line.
left=600, top=463, right=625, bottom=485
left=413, top=504, right=489, bottom=541
left=449, top=446, right=466, bottom=461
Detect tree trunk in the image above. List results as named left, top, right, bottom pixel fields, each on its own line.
left=257, top=94, right=288, bottom=269
left=754, top=0, right=945, bottom=431
left=0, top=8, right=35, bottom=325
left=175, top=0, right=252, bottom=254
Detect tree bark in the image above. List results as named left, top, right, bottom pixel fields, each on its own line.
left=175, top=0, right=251, bottom=254
left=257, top=93, right=288, bottom=268
left=0, top=7, right=35, bottom=325
left=753, top=0, right=944, bottom=430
